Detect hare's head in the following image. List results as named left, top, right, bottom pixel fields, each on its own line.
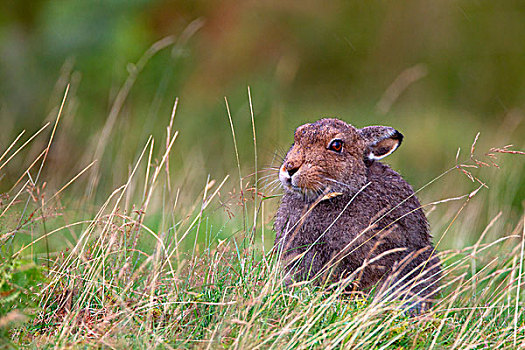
left=279, top=118, right=403, bottom=200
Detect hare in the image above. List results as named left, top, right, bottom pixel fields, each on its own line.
left=274, top=118, right=440, bottom=312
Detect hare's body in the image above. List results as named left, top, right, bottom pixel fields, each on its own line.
left=274, top=118, right=440, bottom=311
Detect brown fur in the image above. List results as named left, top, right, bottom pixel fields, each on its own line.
left=274, top=118, right=440, bottom=312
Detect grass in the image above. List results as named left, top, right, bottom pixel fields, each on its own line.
left=0, top=81, right=524, bottom=349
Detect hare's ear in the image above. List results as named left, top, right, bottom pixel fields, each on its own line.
left=358, top=126, right=403, bottom=161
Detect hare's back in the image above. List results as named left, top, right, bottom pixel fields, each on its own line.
left=359, top=161, right=430, bottom=247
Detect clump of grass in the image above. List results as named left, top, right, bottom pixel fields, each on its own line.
left=0, top=83, right=524, bottom=349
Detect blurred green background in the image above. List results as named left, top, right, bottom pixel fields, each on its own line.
left=0, top=1, right=524, bottom=249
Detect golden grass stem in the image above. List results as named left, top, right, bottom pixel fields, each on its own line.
left=225, top=97, right=247, bottom=233
left=0, top=122, right=50, bottom=173
left=514, top=215, right=525, bottom=347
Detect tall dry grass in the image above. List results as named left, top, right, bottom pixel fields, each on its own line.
left=0, top=77, right=524, bottom=349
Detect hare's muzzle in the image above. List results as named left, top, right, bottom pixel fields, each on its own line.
left=279, top=161, right=302, bottom=186
left=279, top=164, right=293, bottom=187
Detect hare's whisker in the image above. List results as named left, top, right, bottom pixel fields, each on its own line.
left=270, top=183, right=284, bottom=194
left=258, top=173, right=279, bottom=182
left=262, top=179, right=280, bottom=192
left=262, top=166, right=280, bottom=171
left=264, top=179, right=283, bottom=194
left=261, top=177, right=280, bottom=186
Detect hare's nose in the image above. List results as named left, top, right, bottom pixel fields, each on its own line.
left=285, top=163, right=300, bottom=177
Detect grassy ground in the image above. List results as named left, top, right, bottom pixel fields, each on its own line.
left=1, top=86, right=524, bottom=349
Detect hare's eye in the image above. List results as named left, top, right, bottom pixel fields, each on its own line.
left=328, top=139, right=344, bottom=153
